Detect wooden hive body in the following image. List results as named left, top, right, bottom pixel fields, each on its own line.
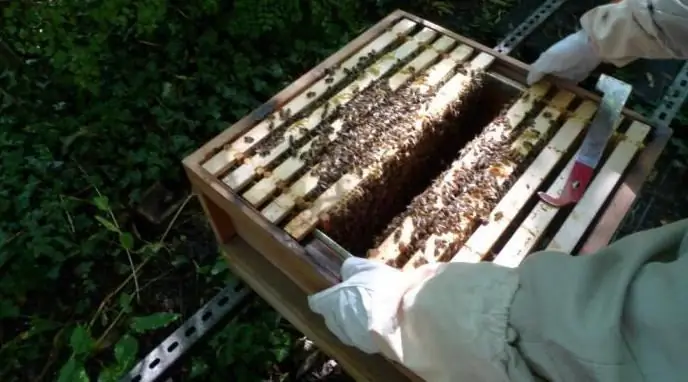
left=183, top=10, right=669, bottom=382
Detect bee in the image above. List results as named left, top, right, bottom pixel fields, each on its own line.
left=234, top=151, right=247, bottom=163
left=275, top=179, right=288, bottom=192
left=294, top=197, right=310, bottom=210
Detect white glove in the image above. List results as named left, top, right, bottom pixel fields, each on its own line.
left=307, top=257, right=436, bottom=354
left=527, top=30, right=601, bottom=85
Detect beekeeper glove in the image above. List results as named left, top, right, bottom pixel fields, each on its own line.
left=526, top=30, right=601, bottom=85
left=307, top=257, right=436, bottom=354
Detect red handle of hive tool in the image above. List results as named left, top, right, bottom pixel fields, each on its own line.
left=538, top=161, right=595, bottom=207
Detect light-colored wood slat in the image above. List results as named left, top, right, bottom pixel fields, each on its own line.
left=370, top=82, right=551, bottom=264
left=229, top=35, right=464, bottom=197
left=243, top=41, right=473, bottom=208
left=467, top=52, right=495, bottom=71
left=450, top=97, right=599, bottom=263
left=494, top=158, right=576, bottom=267
left=403, top=90, right=577, bottom=269
left=493, top=110, right=626, bottom=268
left=278, top=56, right=488, bottom=238
left=202, top=18, right=418, bottom=175
left=240, top=38, right=470, bottom=209
left=546, top=121, right=650, bottom=253
left=260, top=45, right=479, bottom=228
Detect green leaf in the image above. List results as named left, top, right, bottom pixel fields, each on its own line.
left=0, top=299, right=20, bottom=319
left=190, top=358, right=209, bottom=379
left=130, top=312, right=180, bottom=333
left=93, top=196, right=110, bottom=211
left=137, top=242, right=163, bottom=255
left=95, top=216, right=119, bottom=232
left=273, top=346, right=290, bottom=362
left=118, top=293, right=133, bottom=313
left=57, top=357, right=90, bottom=382
left=97, top=368, right=118, bottom=382
left=114, top=334, right=138, bottom=367
left=119, top=232, right=134, bottom=250
left=27, top=317, right=62, bottom=337
left=70, top=325, right=94, bottom=355
left=210, top=258, right=227, bottom=275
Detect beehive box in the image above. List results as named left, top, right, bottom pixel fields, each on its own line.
left=183, top=10, right=669, bottom=381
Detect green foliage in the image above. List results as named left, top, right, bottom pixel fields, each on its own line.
left=0, top=0, right=375, bottom=380
left=187, top=303, right=295, bottom=382
left=0, top=0, right=520, bottom=380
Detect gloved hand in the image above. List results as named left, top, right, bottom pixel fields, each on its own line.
left=308, top=258, right=530, bottom=382
left=527, top=30, right=602, bottom=85
left=307, top=257, right=437, bottom=354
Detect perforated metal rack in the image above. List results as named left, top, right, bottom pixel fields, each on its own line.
left=119, top=5, right=688, bottom=382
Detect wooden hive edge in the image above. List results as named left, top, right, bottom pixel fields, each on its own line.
left=578, top=125, right=670, bottom=254
left=185, top=161, right=333, bottom=295
left=221, top=237, right=420, bottom=382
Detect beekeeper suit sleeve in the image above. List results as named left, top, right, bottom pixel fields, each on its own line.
left=580, top=0, right=688, bottom=66
left=309, top=257, right=538, bottom=382
left=309, top=218, right=688, bottom=381
left=527, top=0, right=688, bottom=84
left=509, top=218, right=688, bottom=381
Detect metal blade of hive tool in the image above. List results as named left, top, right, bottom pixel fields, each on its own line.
left=314, top=229, right=354, bottom=261
left=538, top=74, right=632, bottom=207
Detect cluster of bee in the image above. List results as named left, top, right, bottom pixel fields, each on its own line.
left=248, top=56, right=379, bottom=158
left=245, top=43, right=407, bottom=167
left=314, top=84, right=431, bottom=189
left=358, top=75, right=489, bottom=262
left=323, top=76, right=506, bottom=255
left=216, top=30, right=425, bottom=174
left=360, top=78, right=558, bottom=267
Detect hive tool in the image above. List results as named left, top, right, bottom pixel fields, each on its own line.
left=538, top=74, right=633, bottom=207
